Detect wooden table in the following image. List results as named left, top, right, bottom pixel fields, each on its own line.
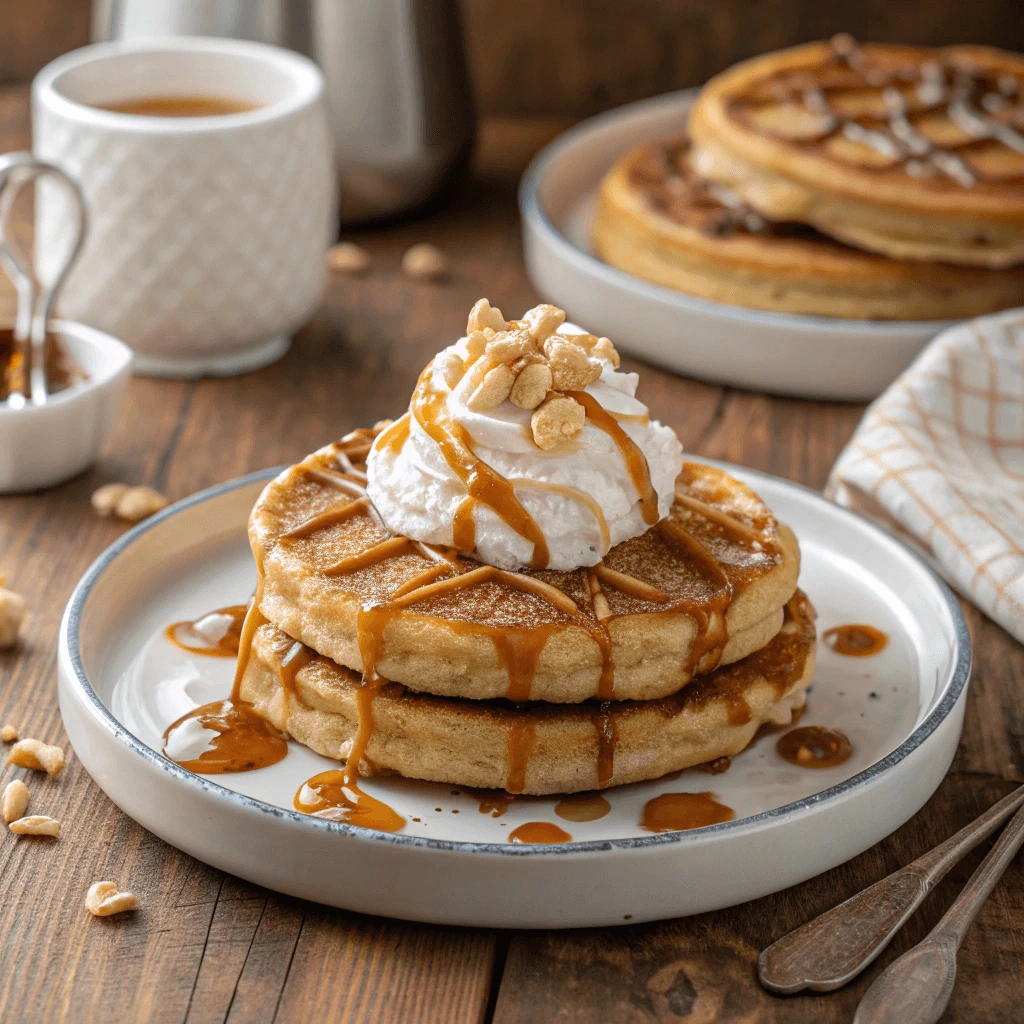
left=1, top=87, right=1022, bottom=1024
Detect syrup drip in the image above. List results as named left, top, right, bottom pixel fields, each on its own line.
left=453, top=495, right=477, bottom=552
left=555, top=792, right=611, bottom=822
left=411, top=366, right=549, bottom=568
left=695, top=755, right=732, bottom=775
left=164, top=605, right=248, bottom=657
left=777, top=726, right=853, bottom=769
left=475, top=790, right=515, bottom=817
left=823, top=623, right=888, bottom=657
left=294, top=769, right=405, bottom=832
left=162, top=699, right=287, bottom=774
left=595, top=704, right=617, bottom=788
left=509, top=478, right=612, bottom=557
left=509, top=821, right=572, bottom=844
left=277, top=641, right=313, bottom=702
left=495, top=626, right=559, bottom=702
left=640, top=792, right=735, bottom=833
left=375, top=413, right=411, bottom=457
left=506, top=718, right=537, bottom=794
left=569, top=391, right=659, bottom=526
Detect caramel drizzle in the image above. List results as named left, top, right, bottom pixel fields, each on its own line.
left=673, top=491, right=762, bottom=545
left=755, top=35, right=1024, bottom=187
left=594, top=563, right=670, bottom=604
left=411, top=365, right=550, bottom=568
left=569, top=390, right=659, bottom=527
left=281, top=496, right=370, bottom=539
left=374, top=413, right=412, bottom=458
left=509, top=478, right=611, bottom=557
left=506, top=717, right=537, bottom=794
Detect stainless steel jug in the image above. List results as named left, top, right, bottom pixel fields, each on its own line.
left=95, top=0, right=475, bottom=223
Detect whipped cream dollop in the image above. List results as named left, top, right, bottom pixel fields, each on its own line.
left=365, top=302, right=683, bottom=571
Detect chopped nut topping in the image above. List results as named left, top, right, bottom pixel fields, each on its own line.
left=466, top=298, right=507, bottom=335
left=436, top=350, right=465, bottom=389
left=9, top=814, right=60, bottom=837
left=2, top=779, right=29, bottom=823
left=510, top=361, right=553, bottom=410
left=531, top=395, right=586, bottom=450
left=522, top=304, right=566, bottom=342
left=327, top=241, right=371, bottom=274
left=402, top=243, right=449, bottom=282
left=6, top=738, right=64, bottom=776
left=466, top=363, right=516, bottom=411
left=91, top=483, right=130, bottom=517
left=544, top=337, right=602, bottom=391
left=0, top=586, right=25, bottom=650
left=593, top=336, right=620, bottom=367
left=114, top=486, right=169, bottom=523
left=485, top=329, right=534, bottom=364
left=85, top=881, right=137, bottom=917
left=0, top=724, right=18, bottom=743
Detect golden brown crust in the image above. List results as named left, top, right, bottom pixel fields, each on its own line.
left=240, top=593, right=817, bottom=795
left=688, top=40, right=1024, bottom=267
left=593, top=137, right=1024, bottom=317
left=250, top=443, right=799, bottom=703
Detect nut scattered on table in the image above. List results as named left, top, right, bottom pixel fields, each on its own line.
left=0, top=585, right=26, bottom=649
left=402, top=243, right=449, bottom=282
left=6, top=738, right=64, bottom=776
left=9, top=814, right=60, bottom=837
left=2, top=779, right=29, bottom=823
left=85, top=881, right=137, bottom=917
left=327, top=241, right=372, bottom=275
left=1, top=724, right=17, bottom=743
left=93, top=484, right=169, bottom=524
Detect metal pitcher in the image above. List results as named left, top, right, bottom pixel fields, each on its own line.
left=95, top=0, right=476, bottom=223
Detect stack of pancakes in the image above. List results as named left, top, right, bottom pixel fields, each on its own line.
left=235, top=429, right=815, bottom=796
left=594, top=36, right=1024, bottom=319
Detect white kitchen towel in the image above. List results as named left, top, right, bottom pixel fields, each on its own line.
left=828, top=307, right=1024, bottom=645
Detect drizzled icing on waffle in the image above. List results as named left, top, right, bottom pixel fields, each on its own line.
left=730, top=34, right=1024, bottom=187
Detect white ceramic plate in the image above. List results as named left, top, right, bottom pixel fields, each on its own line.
left=58, top=466, right=970, bottom=928
left=519, top=90, right=957, bottom=401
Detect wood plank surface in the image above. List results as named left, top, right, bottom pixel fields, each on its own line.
left=1, top=83, right=1023, bottom=1024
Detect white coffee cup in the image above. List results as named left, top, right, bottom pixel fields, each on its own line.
left=32, top=37, right=335, bottom=377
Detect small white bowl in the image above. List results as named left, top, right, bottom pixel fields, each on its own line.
left=0, top=319, right=132, bottom=493
left=520, top=91, right=957, bottom=401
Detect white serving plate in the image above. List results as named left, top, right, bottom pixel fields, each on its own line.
left=519, top=90, right=957, bottom=401
left=58, top=466, right=970, bottom=928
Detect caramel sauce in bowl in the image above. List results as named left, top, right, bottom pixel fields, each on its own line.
left=823, top=623, right=888, bottom=657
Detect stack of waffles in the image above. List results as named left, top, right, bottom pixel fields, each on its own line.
left=593, top=36, right=1024, bottom=319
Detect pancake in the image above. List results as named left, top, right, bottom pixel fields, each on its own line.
left=250, top=429, right=800, bottom=703
left=688, top=37, right=1024, bottom=268
left=593, top=135, right=1024, bottom=318
left=239, top=592, right=817, bottom=795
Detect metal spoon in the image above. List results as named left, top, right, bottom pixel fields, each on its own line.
left=853, top=799, right=1024, bottom=1024
left=758, top=782, right=1024, bottom=993
left=0, top=151, right=86, bottom=407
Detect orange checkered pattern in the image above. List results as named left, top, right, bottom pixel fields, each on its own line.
left=828, top=309, right=1024, bottom=645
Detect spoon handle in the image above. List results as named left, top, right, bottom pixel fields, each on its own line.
left=853, top=801, right=1024, bottom=1024
left=758, top=782, right=1024, bottom=993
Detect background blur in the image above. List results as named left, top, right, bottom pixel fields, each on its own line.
left=4, top=0, right=1024, bottom=118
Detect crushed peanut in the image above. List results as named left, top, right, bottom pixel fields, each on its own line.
left=91, top=483, right=131, bottom=517
left=9, top=814, right=60, bottom=837
left=466, top=363, right=516, bottom=412
left=402, top=243, right=449, bottom=282
left=327, top=241, right=371, bottom=274
left=510, top=361, right=553, bottom=410
left=485, top=329, right=534, bottom=364
left=522, top=303, right=565, bottom=342
left=544, top=337, right=602, bottom=391
left=6, top=738, right=64, bottom=776
left=466, top=299, right=506, bottom=334
left=85, top=881, right=137, bottom=917
left=436, top=350, right=465, bottom=389
left=1, top=724, right=18, bottom=743
left=531, top=395, right=586, bottom=450
left=115, top=486, right=168, bottom=523
left=0, top=586, right=25, bottom=649
left=2, top=779, right=29, bottom=823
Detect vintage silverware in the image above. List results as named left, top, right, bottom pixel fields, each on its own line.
left=0, top=152, right=86, bottom=408
left=758, top=782, right=1024, bottom=993
left=853, top=799, right=1024, bottom=1024
left=95, top=0, right=475, bottom=223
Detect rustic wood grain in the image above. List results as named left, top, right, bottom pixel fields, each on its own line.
left=1, top=78, right=1023, bottom=1024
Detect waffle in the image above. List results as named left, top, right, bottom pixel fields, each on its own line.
left=239, top=592, right=816, bottom=795
left=688, top=38, right=1024, bottom=268
left=593, top=135, right=1024, bottom=318
left=250, top=432, right=800, bottom=703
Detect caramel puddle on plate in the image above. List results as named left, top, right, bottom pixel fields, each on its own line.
left=641, top=792, right=734, bottom=833
left=294, top=769, right=406, bottom=833
left=822, top=623, right=888, bottom=657
left=164, top=605, right=248, bottom=657
left=162, top=699, right=288, bottom=773
left=509, top=821, right=572, bottom=844
left=554, top=792, right=611, bottom=822
left=777, top=726, right=853, bottom=769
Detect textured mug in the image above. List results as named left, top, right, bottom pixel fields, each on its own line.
left=32, top=37, right=335, bottom=377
